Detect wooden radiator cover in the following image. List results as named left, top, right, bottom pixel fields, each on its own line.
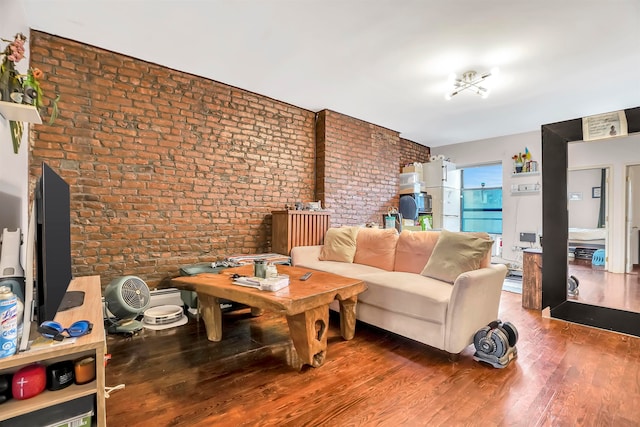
left=271, top=210, right=330, bottom=255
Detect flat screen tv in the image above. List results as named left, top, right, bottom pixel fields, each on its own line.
left=35, top=162, right=82, bottom=322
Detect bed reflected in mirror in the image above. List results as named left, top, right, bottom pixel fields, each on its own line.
left=566, top=167, right=609, bottom=304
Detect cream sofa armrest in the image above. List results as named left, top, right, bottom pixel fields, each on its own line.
left=444, top=264, right=508, bottom=354
left=290, top=245, right=323, bottom=266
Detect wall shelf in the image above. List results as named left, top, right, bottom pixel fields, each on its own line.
left=511, top=189, right=541, bottom=195
left=0, top=101, right=42, bottom=124
left=511, top=171, right=540, bottom=177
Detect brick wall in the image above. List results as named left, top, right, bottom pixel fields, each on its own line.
left=400, top=137, right=431, bottom=170
left=29, top=32, right=316, bottom=287
left=27, top=32, right=431, bottom=288
left=316, top=110, right=401, bottom=226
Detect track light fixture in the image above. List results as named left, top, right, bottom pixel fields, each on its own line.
left=445, top=68, right=498, bottom=100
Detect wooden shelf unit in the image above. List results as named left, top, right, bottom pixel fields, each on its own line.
left=0, top=276, right=106, bottom=426
left=271, top=210, right=330, bottom=255
left=522, top=249, right=542, bottom=310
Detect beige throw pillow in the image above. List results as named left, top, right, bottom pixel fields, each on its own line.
left=420, top=230, right=493, bottom=283
left=319, top=227, right=360, bottom=263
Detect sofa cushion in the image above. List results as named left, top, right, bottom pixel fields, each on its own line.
left=394, top=230, right=441, bottom=273
left=420, top=230, right=493, bottom=284
left=357, top=271, right=453, bottom=324
left=353, top=227, right=399, bottom=271
left=294, top=259, right=387, bottom=278
left=319, top=226, right=360, bottom=263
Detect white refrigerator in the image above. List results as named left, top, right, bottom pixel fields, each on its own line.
left=423, top=159, right=461, bottom=231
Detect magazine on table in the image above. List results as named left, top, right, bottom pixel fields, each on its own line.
left=233, top=274, right=290, bottom=291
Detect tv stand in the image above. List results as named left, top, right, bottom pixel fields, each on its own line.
left=58, top=290, right=85, bottom=312
left=0, top=276, right=106, bottom=426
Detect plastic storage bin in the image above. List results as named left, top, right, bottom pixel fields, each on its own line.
left=3, top=395, right=93, bottom=427
left=402, top=163, right=423, bottom=174
left=399, top=172, right=420, bottom=185
left=399, top=183, right=422, bottom=194
left=46, top=410, right=93, bottom=427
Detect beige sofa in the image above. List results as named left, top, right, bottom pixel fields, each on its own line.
left=291, top=227, right=508, bottom=358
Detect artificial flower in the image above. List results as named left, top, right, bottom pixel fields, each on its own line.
left=1, top=33, right=60, bottom=153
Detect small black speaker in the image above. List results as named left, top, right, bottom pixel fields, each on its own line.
left=46, top=361, right=75, bottom=391
left=0, top=374, right=12, bottom=404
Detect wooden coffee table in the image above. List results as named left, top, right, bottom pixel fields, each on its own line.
left=171, top=265, right=366, bottom=368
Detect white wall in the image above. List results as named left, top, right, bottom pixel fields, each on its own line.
left=629, top=165, right=640, bottom=265
left=432, top=130, right=542, bottom=266
left=567, top=168, right=602, bottom=228
left=568, top=133, right=640, bottom=272
left=0, top=0, right=30, bottom=265
left=433, top=128, right=640, bottom=272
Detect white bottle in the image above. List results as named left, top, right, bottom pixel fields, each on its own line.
left=265, top=263, right=278, bottom=279
left=0, top=286, right=18, bottom=359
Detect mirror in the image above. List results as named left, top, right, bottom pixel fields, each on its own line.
left=542, top=107, right=640, bottom=337
left=567, top=165, right=610, bottom=305
left=567, top=137, right=640, bottom=312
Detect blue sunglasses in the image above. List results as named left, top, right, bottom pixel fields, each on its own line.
left=38, top=320, right=93, bottom=341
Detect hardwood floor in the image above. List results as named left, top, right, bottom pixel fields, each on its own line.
left=105, top=291, right=640, bottom=426
left=569, top=261, right=640, bottom=312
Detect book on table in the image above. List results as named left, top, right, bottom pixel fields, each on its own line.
left=233, top=275, right=290, bottom=291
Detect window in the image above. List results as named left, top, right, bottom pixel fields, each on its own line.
left=460, top=164, right=502, bottom=234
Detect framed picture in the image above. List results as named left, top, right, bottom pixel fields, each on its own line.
left=582, top=110, right=628, bottom=141
left=592, top=187, right=601, bottom=198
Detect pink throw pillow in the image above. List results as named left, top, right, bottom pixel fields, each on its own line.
left=353, top=228, right=399, bottom=271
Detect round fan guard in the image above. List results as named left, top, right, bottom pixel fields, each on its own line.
left=119, top=277, right=150, bottom=311
left=105, top=275, right=151, bottom=333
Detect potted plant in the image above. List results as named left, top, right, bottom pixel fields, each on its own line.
left=1, top=33, right=59, bottom=153
left=512, top=153, right=524, bottom=173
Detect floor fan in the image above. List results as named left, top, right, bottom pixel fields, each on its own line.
left=104, top=276, right=150, bottom=334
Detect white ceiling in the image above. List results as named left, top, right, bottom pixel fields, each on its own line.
left=22, top=0, right=640, bottom=147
